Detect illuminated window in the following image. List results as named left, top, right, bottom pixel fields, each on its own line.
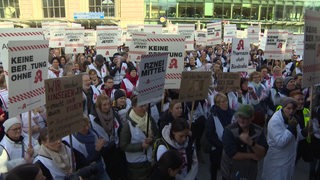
left=0, top=0, right=20, bottom=18
left=43, top=0, right=65, bottom=18
left=89, top=0, right=114, bottom=17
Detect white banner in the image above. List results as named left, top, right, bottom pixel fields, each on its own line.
left=147, top=34, right=185, bottom=89
left=195, top=30, right=207, bottom=47
left=284, top=32, right=293, bottom=59
left=224, top=24, right=237, bottom=43
left=263, top=29, right=288, bottom=60
left=144, top=24, right=162, bottom=34
left=0, top=22, right=14, bottom=28
left=230, top=38, right=250, bottom=72
left=129, top=32, right=148, bottom=62
left=49, top=29, right=65, bottom=48
left=96, top=26, right=121, bottom=58
left=178, top=24, right=195, bottom=50
left=65, top=27, right=84, bottom=54
left=84, top=29, right=96, bottom=46
left=303, top=10, right=320, bottom=87
left=0, top=28, right=44, bottom=75
left=247, top=26, right=260, bottom=43
left=207, top=22, right=222, bottom=46
left=8, top=40, right=48, bottom=118
left=137, top=53, right=168, bottom=106
left=293, top=34, right=304, bottom=58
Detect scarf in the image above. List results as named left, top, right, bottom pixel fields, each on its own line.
left=129, top=109, right=151, bottom=135
left=95, top=108, right=114, bottom=136
left=38, top=144, right=72, bottom=174
left=49, top=67, right=60, bottom=77
left=212, top=105, right=234, bottom=127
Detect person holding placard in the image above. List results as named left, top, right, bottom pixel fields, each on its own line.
left=120, top=95, right=159, bottom=180
left=120, top=66, right=139, bottom=98
left=0, top=117, right=39, bottom=173
left=48, top=57, right=63, bottom=79
left=90, top=94, right=127, bottom=180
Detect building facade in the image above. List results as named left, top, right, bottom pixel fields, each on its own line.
left=0, top=0, right=319, bottom=32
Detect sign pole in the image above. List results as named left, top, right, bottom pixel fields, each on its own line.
left=28, top=111, right=32, bottom=146
left=189, top=101, right=195, bottom=127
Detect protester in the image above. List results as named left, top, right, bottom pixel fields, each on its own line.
left=221, top=104, right=268, bottom=180
left=150, top=150, right=183, bottom=180
left=112, top=89, right=132, bottom=124
left=99, top=75, right=116, bottom=100
left=120, top=95, right=159, bottom=180
left=120, top=66, right=139, bottom=98
left=158, top=100, right=184, bottom=132
left=0, top=117, right=39, bottom=172
left=155, top=118, right=198, bottom=180
left=48, top=57, right=63, bottom=79
left=262, top=97, right=302, bottom=180
left=205, top=93, right=235, bottom=180
left=88, top=54, right=108, bottom=80
left=5, top=163, right=46, bottom=180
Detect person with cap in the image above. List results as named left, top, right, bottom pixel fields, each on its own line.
left=0, top=117, right=40, bottom=173
left=220, top=104, right=268, bottom=180
left=262, top=97, right=302, bottom=180
left=112, top=89, right=132, bottom=124
left=279, top=76, right=296, bottom=97
left=88, top=54, right=109, bottom=80
left=109, top=53, right=128, bottom=89
left=120, top=66, right=139, bottom=98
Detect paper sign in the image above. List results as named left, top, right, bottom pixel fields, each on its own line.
left=224, top=24, right=237, bottom=43
left=137, top=53, right=168, bottom=106
left=64, top=27, right=84, bottom=54
left=263, top=29, right=288, bottom=60
left=96, top=26, right=121, bottom=58
left=45, top=75, right=84, bottom=141
left=207, top=22, right=222, bottom=46
left=303, top=10, right=320, bottom=88
left=129, top=32, right=148, bottom=62
left=8, top=40, right=49, bottom=118
left=179, top=71, right=211, bottom=102
left=230, top=38, right=250, bottom=72
left=178, top=24, right=195, bottom=50
left=147, top=34, right=185, bottom=89
left=216, top=72, right=241, bottom=93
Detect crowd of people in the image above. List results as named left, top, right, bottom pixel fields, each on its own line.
left=0, top=42, right=319, bottom=180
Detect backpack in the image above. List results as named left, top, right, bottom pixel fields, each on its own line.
left=151, top=138, right=169, bottom=165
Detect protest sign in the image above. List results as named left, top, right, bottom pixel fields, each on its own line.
left=8, top=40, right=48, bottom=118
left=284, top=32, right=293, bottom=59
left=263, top=29, right=288, bottom=60
left=129, top=32, right=148, bottom=62
left=147, top=34, right=185, bottom=89
left=49, top=29, right=65, bottom=48
left=64, top=27, right=84, bottom=54
left=0, top=22, right=13, bottom=28
left=45, top=75, right=84, bottom=141
left=247, top=26, right=260, bottom=43
left=178, top=24, right=195, bottom=50
left=303, top=10, right=320, bottom=88
left=195, top=30, right=207, bottom=46
left=207, top=22, right=222, bottom=46
left=230, top=38, right=250, bottom=72
left=0, top=28, right=44, bottom=79
left=84, top=29, right=96, bottom=46
left=224, top=24, right=237, bottom=43
left=144, top=24, right=162, bottom=34
left=179, top=71, right=211, bottom=102
left=293, top=34, right=304, bottom=59
left=137, top=53, right=168, bottom=106
left=96, top=26, right=121, bottom=58
left=216, top=72, right=241, bottom=93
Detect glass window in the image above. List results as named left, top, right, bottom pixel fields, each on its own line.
left=233, top=4, right=242, bottom=19
left=168, top=3, right=177, bottom=18
left=42, top=0, right=65, bottom=18
left=275, top=4, right=284, bottom=21
left=0, top=0, right=20, bottom=18
left=89, top=0, right=115, bottom=17
left=260, top=6, right=273, bottom=21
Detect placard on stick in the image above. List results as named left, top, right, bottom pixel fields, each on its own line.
left=45, top=75, right=84, bottom=141
left=179, top=71, right=211, bottom=102
left=216, top=72, right=241, bottom=93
